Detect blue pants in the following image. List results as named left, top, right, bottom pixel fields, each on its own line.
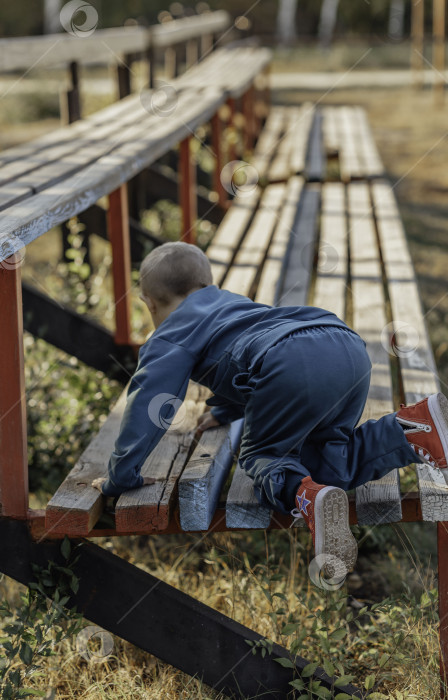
left=238, top=325, right=420, bottom=515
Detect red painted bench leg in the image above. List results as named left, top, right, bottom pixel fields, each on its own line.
left=107, top=185, right=133, bottom=345
left=179, top=136, right=197, bottom=244
left=211, top=111, right=228, bottom=210
left=0, top=254, right=28, bottom=518
left=439, top=522, right=448, bottom=697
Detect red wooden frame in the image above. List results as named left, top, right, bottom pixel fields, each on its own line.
left=0, top=255, right=29, bottom=518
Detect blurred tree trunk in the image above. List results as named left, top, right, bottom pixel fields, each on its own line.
left=318, top=0, right=340, bottom=48
left=388, top=0, right=405, bottom=40
left=276, top=0, right=298, bottom=46
left=44, top=0, right=62, bottom=33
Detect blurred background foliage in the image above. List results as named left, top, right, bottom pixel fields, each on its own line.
left=0, top=0, right=443, bottom=39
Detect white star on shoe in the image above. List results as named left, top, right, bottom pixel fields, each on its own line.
left=296, top=489, right=311, bottom=516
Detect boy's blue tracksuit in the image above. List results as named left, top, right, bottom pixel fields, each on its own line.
left=101, top=285, right=420, bottom=513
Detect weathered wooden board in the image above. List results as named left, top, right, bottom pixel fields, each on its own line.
left=45, top=390, right=128, bottom=535
left=277, top=184, right=320, bottom=307
left=0, top=88, right=225, bottom=261
left=225, top=180, right=306, bottom=529
left=206, top=188, right=260, bottom=287
left=372, top=180, right=448, bottom=522
left=255, top=177, right=304, bottom=306
left=113, top=381, right=211, bottom=532
left=305, top=109, right=325, bottom=182
left=222, top=183, right=286, bottom=297
left=178, top=418, right=244, bottom=531
left=313, top=182, right=347, bottom=320
left=348, top=182, right=402, bottom=525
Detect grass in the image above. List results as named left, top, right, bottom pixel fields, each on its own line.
left=1, top=47, right=448, bottom=698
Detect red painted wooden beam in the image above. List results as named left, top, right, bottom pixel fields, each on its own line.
left=107, top=185, right=133, bottom=345
left=0, top=254, right=29, bottom=518
left=179, top=136, right=197, bottom=244
left=26, top=492, right=423, bottom=541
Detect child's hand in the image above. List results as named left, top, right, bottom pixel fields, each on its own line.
left=91, top=477, right=107, bottom=492
left=197, top=411, right=221, bottom=432
left=91, top=477, right=156, bottom=492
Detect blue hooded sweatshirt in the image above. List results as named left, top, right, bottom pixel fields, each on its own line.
left=101, top=284, right=350, bottom=496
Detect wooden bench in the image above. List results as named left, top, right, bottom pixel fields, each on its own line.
left=0, top=11, right=231, bottom=123
left=41, top=103, right=446, bottom=540
left=1, top=60, right=447, bottom=692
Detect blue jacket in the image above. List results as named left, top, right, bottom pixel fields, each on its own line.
left=101, top=284, right=351, bottom=496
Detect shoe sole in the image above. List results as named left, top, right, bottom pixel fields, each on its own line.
left=428, top=393, right=448, bottom=467
left=314, top=486, right=358, bottom=580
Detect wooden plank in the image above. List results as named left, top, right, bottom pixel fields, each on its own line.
left=226, top=180, right=305, bottom=530
left=0, top=88, right=225, bottom=261
left=348, top=182, right=402, bottom=525
left=178, top=418, right=243, bottom=531
left=278, top=184, right=320, bottom=307
left=250, top=107, right=285, bottom=180
left=45, top=390, right=128, bottom=534
left=254, top=176, right=304, bottom=306
left=268, top=107, right=312, bottom=182
left=305, top=109, right=325, bottom=182
left=115, top=382, right=211, bottom=532
left=222, top=184, right=285, bottom=297
left=226, top=465, right=272, bottom=529
left=0, top=27, right=149, bottom=72
left=206, top=188, right=260, bottom=287
left=372, top=180, right=448, bottom=521
left=312, top=182, right=347, bottom=320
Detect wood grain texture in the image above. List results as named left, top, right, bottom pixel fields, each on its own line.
left=114, top=382, right=211, bottom=532
left=178, top=419, right=244, bottom=531
left=348, top=182, right=402, bottom=525
left=372, top=180, right=447, bottom=522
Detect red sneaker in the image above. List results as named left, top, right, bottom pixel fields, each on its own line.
left=396, top=393, right=448, bottom=469
left=291, top=475, right=358, bottom=581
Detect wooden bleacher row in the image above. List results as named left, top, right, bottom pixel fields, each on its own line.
left=0, top=42, right=271, bottom=256
left=0, top=12, right=230, bottom=72
left=44, top=99, right=445, bottom=536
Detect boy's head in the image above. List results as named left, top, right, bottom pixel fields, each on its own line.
left=139, top=242, right=213, bottom=327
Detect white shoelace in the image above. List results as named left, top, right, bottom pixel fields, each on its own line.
left=289, top=507, right=304, bottom=528
left=411, top=443, right=437, bottom=468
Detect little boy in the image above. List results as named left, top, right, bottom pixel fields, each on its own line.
left=92, top=242, right=448, bottom=577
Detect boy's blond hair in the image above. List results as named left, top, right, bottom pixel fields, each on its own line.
left=140, top=241, right=213, bottom=306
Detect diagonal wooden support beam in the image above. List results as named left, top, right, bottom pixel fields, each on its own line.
left=0, top=519, right=364, bottom=699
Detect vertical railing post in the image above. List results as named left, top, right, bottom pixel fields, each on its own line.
left=433, top=0, right=446, bottom=106
left=0, top=252, right=28, bottom=518
left=107, top=185, right=133, bottom=345
left=438, top=522, right=448, bottom=698
left=67, top=61, right=81, bottom=123
left=179, top=136, right=197, bottom=244
left=117, top=53, right=132, bottom=99
left=411, top=0, right=425, bottom=89
left=226, top=97, right=237, bottom=162
left=242, top=86, right=255, bottom=154
left=211, top=111, right=228, bottom=210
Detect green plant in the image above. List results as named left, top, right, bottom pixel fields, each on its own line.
left=0, top=538, right=84, bottom=699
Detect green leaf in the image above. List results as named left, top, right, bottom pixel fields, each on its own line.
left=315, top=687, right=332, bottom=699
left=378, top=653, right=389, bottom=667
left=334, top=675, right=356, bottom=687
left=322, top=659, right=335, bottom=677
left=364, top=674, right=376, bottom=690
left=281, top=623, right=298, bottom=635
left=329, top=627, right=347, bottom=640
left=301, top=661, right=319, bottom=677
left=274, top=657, right=295, bottom=668
left=289, top=678, right=305, bottom=690
left=19, top=642, right=33, bottom=666
left=334, top=694, right=353, bottom=700
left=61, top=537, right=71, bottom=561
